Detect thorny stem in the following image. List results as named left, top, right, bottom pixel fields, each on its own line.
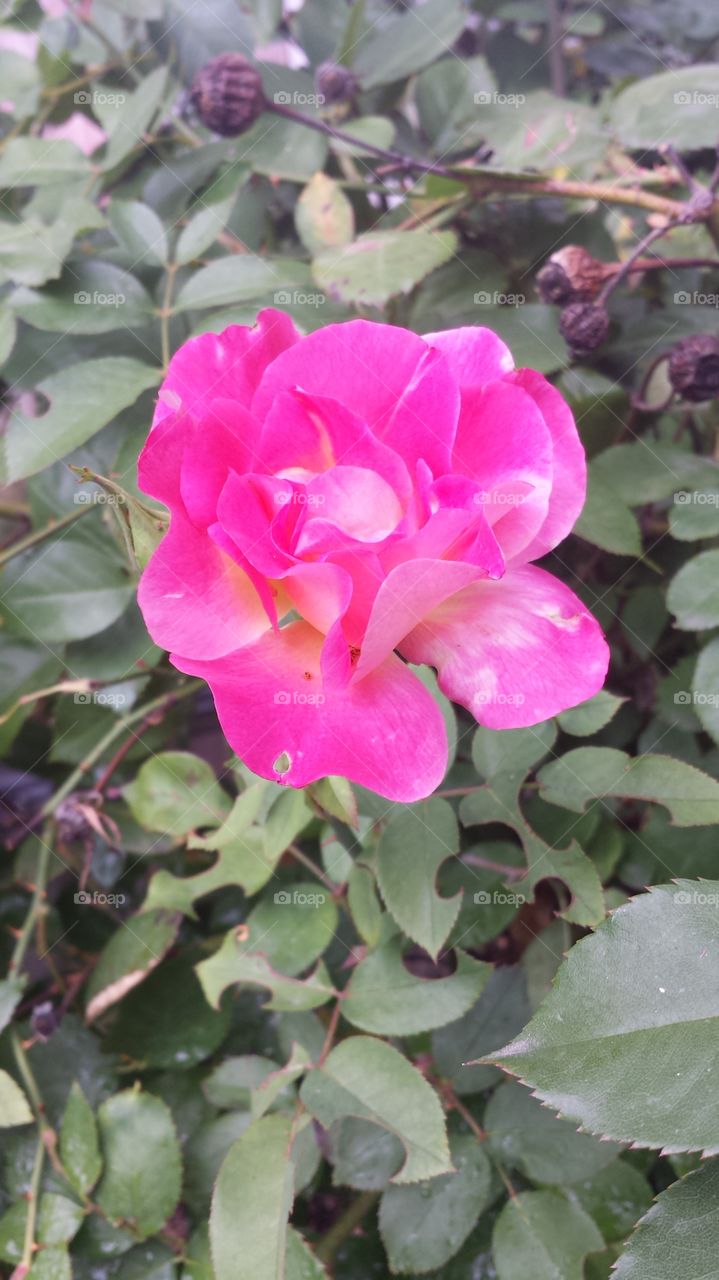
left=0, top=507, right=90, bottom=568
left=441, top=1083, right=518, bottom=1200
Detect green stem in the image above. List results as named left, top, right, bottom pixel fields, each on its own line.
left=315, top=1191, right=379, bottom=1265
left=0, top=507, right=90, bottom=568
left=8, top=681, right=201, bottom=976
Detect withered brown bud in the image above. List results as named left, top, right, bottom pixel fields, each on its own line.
left=190, top=53, right=266, bottom=137
left=537, top=245, right=607, bottom=306
left=559, top=301, right=610, bottom=355
left=668, top=335, right=719, bottom=403
left=315, top=61, right=359, bottom=106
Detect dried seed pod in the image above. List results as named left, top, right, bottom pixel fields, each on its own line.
left=559, top=301, right=610, bottom=355
left=668, top=334, right=719, bottom=403
left=315, top=61, right=359, bottom=106
left=537, top=245, right=607, bottom=306
left=190, top=53, right=266, bottom=137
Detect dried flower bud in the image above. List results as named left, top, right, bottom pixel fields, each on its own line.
left=315, top=61, right=359, bottom=106
left=668, top=335, right=719, bottom=403
left=559, top=301, right=610, bottom=355
left=190, top=53, right=266, bottom=137
left=537, top=245, right=607, bottom=306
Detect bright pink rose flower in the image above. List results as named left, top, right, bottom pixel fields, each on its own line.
left=137, top=310, right=608, bottom=802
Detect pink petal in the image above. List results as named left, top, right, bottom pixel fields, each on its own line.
left=179, top=402, right=257, bottom=528
left=252, top=320, right=458, bottom=477
left=400, top=565, right=609, bottom=728
left=354, top=558, right=484, bottom=682
left=171, top=622, right=447, bottom=801
left=137, top=512, right=270, bottom=660
left=424, top=325, right=515, bottom=387
left=43, top=112, right=106, bottom=156
left=507, top=368, right=586, bottom=559
left=297, top=466, right=404, bottom=550
left=154, top=309, right=300, bottom=428
left=451, top=380, right=553, bottom=564
left=256, top=389, right=413, bottom=506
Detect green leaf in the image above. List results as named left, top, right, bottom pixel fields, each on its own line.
left=489, top=881, right=719, bottom=1153
left=613, top=1161, right=719, bottom=1279
left=245, top=884, right=339, bottom=977
left=102, top=67, right=168, bottom=170
left=379, top=1134, right=493, bottom=1274
left=210, top=1114, right=295, bottom=1280
left=667, top=549, right=719, bottom=630
left=196, top=931, right=336, bottom=1012
left=610, top=64, right=719, bottom=150
left=329, top=1118, right=404, bottom=1190
left=71, top=467, right=168, bottom=571
left=0, top=138, right=90, bottom=187
left=0, top=976, right=25, bottom=1035
left=0, top=1069, right=33, bottom=1127
left=251, top=1045, right=311, bottom=1121
left=0, top=306, right=16, bottom=364
left=492, top=1190, right=604, bottom=1280
left=343, top=935, right=490, bottom=1035
left=296, top=173, right=354, bottom=255
left=175, top=256, right=307, bottom=312
left=108, top=199, right=168, bottom=267
left=352, top=0, right=466, bottom=88
left=432, top=965, right=531, bottom=1095
left=693, top=638, right=719, bottom=745
left=104, top=952, right=232, bottom=1068
left=376, top=798, right=461, bottom=959
left=175, top=196, right=234, bottom=266
left=10, top=260, right=154, bottom=333
left=346, top=863, right=383, bottom=948
left=209, top=1116, right=296, bottom=1280
left=537, top=747, right=719, bottom=826
left=313, top=230, right=457, bottom=308
left=557, top=691, right=625, bottom=737
left=85, top=909, right=181, bottom=1023
left=124, top=751, right=232, bottom=836
left=669, top=490, right=719, bottom=541
left=144, top=787, right=312, bottom=911
left=574, top=468, right=642, bottom=556
left=96, top=1090, right=182, bottom=1238
left=567, top=1163, right=653, bottom=1245
left=60, top=1083, right=102, bottom=1196
left=300, top=1036, right=452, bottom=1183
left=484, top=1082, right=622, bottom=1185
left=1, top=522, right=135, bottom=643
left=285, top=1228, right=328, bottom=1280
left=460, top=724, right=605, bottom=928
left=240, top=114, right=327, bottom=181
left=1, top=357, right=160, bottom=482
